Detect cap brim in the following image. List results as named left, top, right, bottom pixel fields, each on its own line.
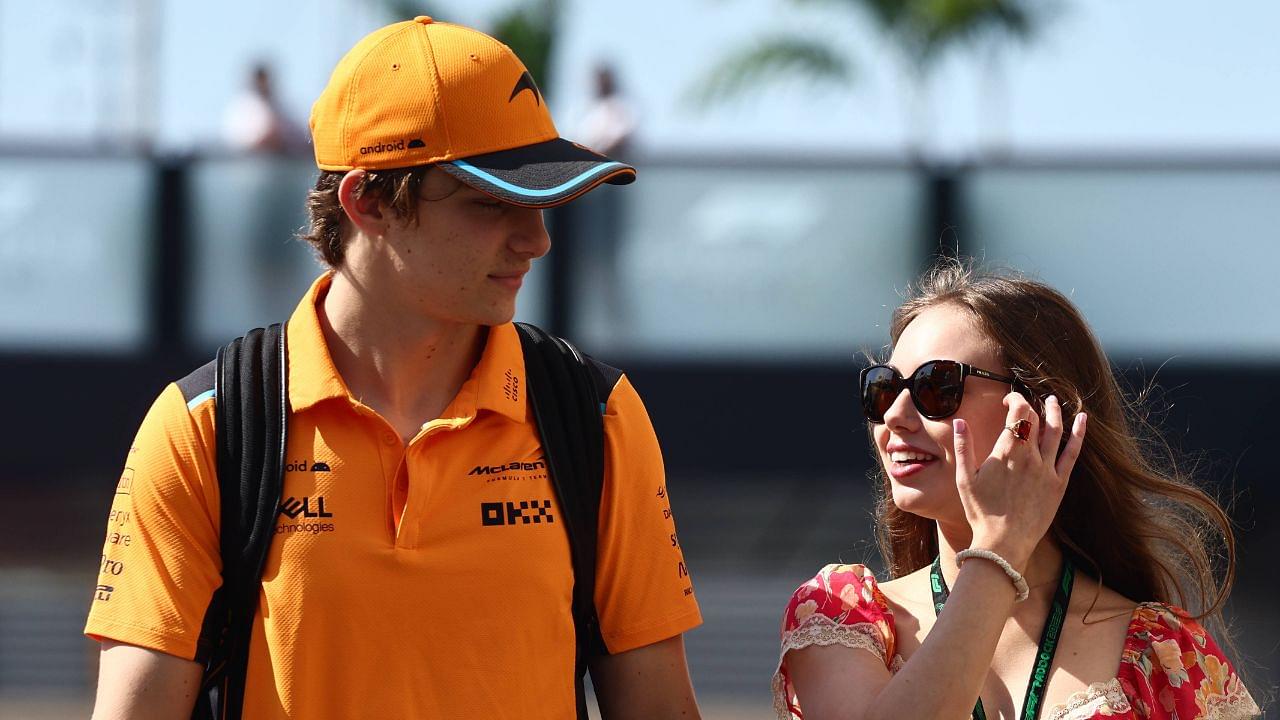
left=438, top=137, right=635, bottom=208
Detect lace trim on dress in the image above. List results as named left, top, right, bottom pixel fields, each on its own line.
left=779, top=615, right=889, bottom=663
left=1201, top=680, right=1262, bottom=720
left=1044, top=678, right=1130, bottom=720
left=772, top=615, right=891, bottom=719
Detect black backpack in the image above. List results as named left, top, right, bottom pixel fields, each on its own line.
left=190, top=322, right=616, bottom=720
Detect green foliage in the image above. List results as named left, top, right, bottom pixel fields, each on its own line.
left=690, top=36, right=854, bottom=107
left=698, top=0, right=1051, bottom=102
left=877, top=0, right=1041, bottom=68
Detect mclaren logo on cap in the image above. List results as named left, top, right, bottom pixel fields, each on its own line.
left=509, top=71, right=542, bottom=106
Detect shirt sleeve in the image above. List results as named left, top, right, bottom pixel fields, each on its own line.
left=773, top=564, right=898, bottom=720
left=83, top=383, right=223, bottom=661
left=593, top=374, right=702, bottom=654
left=1119, top=603, right=1260, bottom=720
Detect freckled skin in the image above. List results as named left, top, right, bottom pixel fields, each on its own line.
left=379, top=171, right=550, bottom=328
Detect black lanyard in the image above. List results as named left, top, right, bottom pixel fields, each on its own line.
left=930, top=555, right=1075, bottom=720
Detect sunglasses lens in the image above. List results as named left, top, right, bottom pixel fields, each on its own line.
left=861, top=366, right=901, bottom=423
left=913, top=361, right=965, bottom=419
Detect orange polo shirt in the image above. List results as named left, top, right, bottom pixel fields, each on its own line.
left=85, top=274, right=701, bottom=719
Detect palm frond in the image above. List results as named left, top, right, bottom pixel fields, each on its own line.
left=688, top=36, right=854, bottom=108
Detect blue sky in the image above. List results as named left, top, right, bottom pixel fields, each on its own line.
left=3, top=0, right=1279, bottom=157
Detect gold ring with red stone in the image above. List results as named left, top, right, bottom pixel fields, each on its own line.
left=1006, top=419, right=1033, bottom=442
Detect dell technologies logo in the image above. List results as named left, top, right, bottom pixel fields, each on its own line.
left=279, top=496, right=334, bottom=519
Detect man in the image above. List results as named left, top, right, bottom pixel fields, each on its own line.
left=86, top=17, right=702, bottom=719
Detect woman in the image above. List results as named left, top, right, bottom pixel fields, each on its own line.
left=773, top=261, right=1260, bottom=719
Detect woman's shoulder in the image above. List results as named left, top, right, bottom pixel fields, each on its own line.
left=779, top=563, right=897, bottom=658
left=782, top=564, right=890, bottom=626
left=1116, top=602, right=1260, bottom=719
left=773, top=565, right=895, bottom=720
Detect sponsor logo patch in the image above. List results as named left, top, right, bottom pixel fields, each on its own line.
left=468, top=456, right=547, bottom=483
left=276, top=496, right=336, bottom=535
left=480, top=499, right=554, bottom=526
left=285, top=460, right=331, bottom=473
left=508, top=71, right=543, bottom=106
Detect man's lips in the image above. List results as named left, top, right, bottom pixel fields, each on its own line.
left=488, top=271, right=526, bottom=290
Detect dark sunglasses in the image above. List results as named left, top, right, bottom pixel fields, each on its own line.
left=859, top=359, right=1021, bottom=423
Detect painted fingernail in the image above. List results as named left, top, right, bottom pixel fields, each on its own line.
left=954, top=418, right=967, bottom=434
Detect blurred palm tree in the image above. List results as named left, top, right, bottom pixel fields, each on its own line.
left=693, top=0, right=1057, bottom=156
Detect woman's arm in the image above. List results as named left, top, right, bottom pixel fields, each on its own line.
left=788, top=559, right=1018, bottom=720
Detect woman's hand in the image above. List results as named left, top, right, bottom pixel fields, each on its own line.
left=952, top=394, right=1086, bottom=572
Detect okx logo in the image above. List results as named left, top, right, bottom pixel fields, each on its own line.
left=481, top=499, right=554, bottom=526
left=279, top=496, right=334, bottom=519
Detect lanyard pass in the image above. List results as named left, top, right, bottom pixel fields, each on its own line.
left=929, top=554, right=1075, bottom=720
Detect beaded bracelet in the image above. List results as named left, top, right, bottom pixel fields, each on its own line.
left=955, top=548, right=1030, bottom=602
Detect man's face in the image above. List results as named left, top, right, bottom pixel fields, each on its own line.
left=380, top=168, right=551, bottom=327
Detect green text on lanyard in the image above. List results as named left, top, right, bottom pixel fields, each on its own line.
left=929, top=555, right=1075, bottom=720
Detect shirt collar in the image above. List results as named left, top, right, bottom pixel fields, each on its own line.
left=286, top=273, right=352, bottom=413
left=469, top=322, right=527, bottom=424
left=285, top=272, right=527, bottom=425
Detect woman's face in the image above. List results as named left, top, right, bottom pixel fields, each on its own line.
left=871, top=303, right=1015, bottom=525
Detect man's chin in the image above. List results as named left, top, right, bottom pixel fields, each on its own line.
left=475, top=305, right=517, bottom=327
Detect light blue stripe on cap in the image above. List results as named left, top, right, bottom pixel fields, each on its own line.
left=187, top=389, right=216, bottom=411
left=449, top=159, right=627, bottom=197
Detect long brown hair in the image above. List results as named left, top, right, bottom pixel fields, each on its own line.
left=872, top=258, right=1236, bottom=622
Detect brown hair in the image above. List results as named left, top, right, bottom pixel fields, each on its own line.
left=872, top=258, right=1237, bottom=623
left=300, top=166, right=458, bottom=266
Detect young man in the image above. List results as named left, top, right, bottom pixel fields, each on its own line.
left=86, top=17, right=702, bottom=719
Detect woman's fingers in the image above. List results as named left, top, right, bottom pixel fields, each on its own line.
left=1054, top=412, right=1088, bottom=480
left=952, top=418, right=977, bottom=488
left=998, top=392, right=1041, bottom=462
left=1039, top=395, right=1065, bottom=461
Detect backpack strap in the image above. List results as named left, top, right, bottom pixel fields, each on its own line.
left=192, top=324, right=288, bottom=720
left=514, top=322, right=616, bottom=720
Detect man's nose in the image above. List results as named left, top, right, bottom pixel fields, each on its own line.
left=509, top=208, right=550, bottom=259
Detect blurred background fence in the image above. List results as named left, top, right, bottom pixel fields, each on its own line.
left=1, top=149, right=1276, bottom=716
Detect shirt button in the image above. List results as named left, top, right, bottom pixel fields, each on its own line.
left=381, top=431, right=398, bottom=446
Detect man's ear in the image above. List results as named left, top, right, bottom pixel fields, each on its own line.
left=337, top=169, right=388, bottom=238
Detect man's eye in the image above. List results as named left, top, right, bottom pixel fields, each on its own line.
left=475, top=199, right=504, bottom=210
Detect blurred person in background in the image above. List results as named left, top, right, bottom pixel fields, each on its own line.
left=571, top=62, right=636, bottom=331
left=222, top=62, right=311, bottom=326
left=222, top=62, right=307, bottom=155
left=579, top=63, right=635, bottom=160
left=85, top=17, right=701, bottom=720
left=773, top=261, right=1260, bottom=719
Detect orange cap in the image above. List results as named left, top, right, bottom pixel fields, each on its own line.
left=310, top=17, right=635, bottom=207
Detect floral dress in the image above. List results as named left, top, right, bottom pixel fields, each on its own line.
left=773, top=564, right=1260, bottom=720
